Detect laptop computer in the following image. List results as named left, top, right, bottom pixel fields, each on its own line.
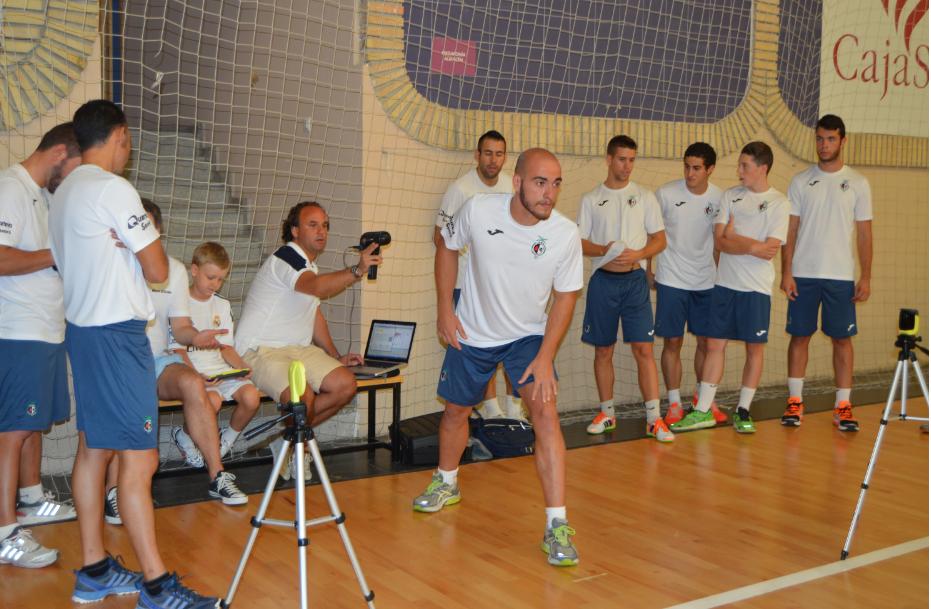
left=349, top=320, right=416, bottom=378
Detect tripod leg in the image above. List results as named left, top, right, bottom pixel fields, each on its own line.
left=294, top=440, right=310, bottom=609
left=223, top=438, right=293, bottom=608
left=306, top=437, right=377, bottom=609
left=900, top=357, right=909, bottom=419
left=841, top=361, right=903, bottom=559
left=910, top=358, right=931, bottom=407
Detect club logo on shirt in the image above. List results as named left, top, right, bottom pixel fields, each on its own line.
left=143, top=417, right=153, bottom=433
left=127, top=214, right=151, bottom=230
left=598, top=199, right=609, bottom=207
left=487, top=228, right=504, bottom=236
left=808, top=179, right=820, bottom=187
left=627, top=196, right=638, bottom=207
left=531, top=236, right=547, bottom=257
left=212, top=315, right=221, bottom=328
left=758, top=201, right=769, bottom=212
left=704, top=203, right=717, bottom=217
left=25, top=403, right=37, bottom=417
left=440, top=369, right=448, bottom=382
left=840, top=180, right=850, bottom=192
left=674, top=201, right=687, bottom=207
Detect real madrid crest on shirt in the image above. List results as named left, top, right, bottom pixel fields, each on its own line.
left=212, top=314, right=221, bottom=328
left=531, top=236, right=547, bottom=257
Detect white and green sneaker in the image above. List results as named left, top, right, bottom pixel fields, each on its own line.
left=733, top=409, right=756, bottom=434
left=412, top=472, right=461, bottom=513
left=541, top=518, right=579, bottom=566
left=669, top=408, right=716, bottom=432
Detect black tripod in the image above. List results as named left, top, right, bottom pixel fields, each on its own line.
left=222, top=362, right=375, bottom=608
left=841, top=333, right=929, bottom=559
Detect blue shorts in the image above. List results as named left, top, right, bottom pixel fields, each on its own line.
left=0, top=339, right=70, bottom=432
left=66, top=320, right=159, bottom=450
left=582, top=268, right=654, bottom=345
left=706, top=286, right=772, bottom=343
left=155, top=353, right=185, bottom=379
left=438, top=336, right=548, bottom=406
left=786, top=277, right=857, bottom=338
left=654, top=283, right=713, bottom=338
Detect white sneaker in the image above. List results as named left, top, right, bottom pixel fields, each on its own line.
left=171, top=426, right=204, bottom=468
left=16, top=491, right=77, bottom=526
left=271, top=438, right=313, bottom=482
left=0, top=527, right=58, bottom=568
left=219, top=427, right=238, bottom=460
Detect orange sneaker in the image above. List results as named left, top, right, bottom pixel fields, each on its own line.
left=664, top=402, right=685, bottom=425
left=586, top=412, right=617, bottom=435
left=781, top=397, right=804, bottom=427
left=833, top=401, right=859, bottom=432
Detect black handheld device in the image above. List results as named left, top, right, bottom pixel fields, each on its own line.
left=358, top=231, right=391, bottom=280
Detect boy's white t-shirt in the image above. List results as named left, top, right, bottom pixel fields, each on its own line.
left=171, top=293, right=235, bottom=376
left=654, top=179, right=722, bottom=291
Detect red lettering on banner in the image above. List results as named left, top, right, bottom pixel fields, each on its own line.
left=431, top=37, right=477, bottom=76
left=834, top=34, right=859, bottom=80
left=916, top=45, right=929, bottom=88
left=832, top=33, right=929, bottom=100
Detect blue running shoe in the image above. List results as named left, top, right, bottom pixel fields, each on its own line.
left=135, top=573, right=219, bottom=609
left=72, top=555, right=143, bottom=603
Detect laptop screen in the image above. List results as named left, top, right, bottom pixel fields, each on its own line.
left=364, top=320, right=416, bottom=363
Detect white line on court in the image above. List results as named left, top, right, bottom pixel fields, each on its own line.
left=572, top=573, right=608, bottom=584
left=664, top=537, right=929, bottom=609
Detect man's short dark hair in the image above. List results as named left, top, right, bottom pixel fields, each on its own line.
left=816, top=114, right=846, bottom=139
left=683, top=142, right=717, bottom=168
left=740, top=141, right=774, bottom=174
left=72, top=100, right=127, bottom=152
left=141, top=198, right=163, bottom=231
left=282, top=200, right=326, bottom=243
left=477, top=130, right=506, bottom=151
left=606, top=135, right=637, bottom=157
left=37, top=122, right=80, bottom=157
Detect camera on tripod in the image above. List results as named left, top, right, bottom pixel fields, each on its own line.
left=899, top=308, right=920, bottom=337
left=355, top=231, right=391, bottom=280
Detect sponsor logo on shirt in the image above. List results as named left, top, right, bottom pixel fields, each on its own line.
left=847, top=323, right=856, bottom=332
left=808, top=179, right=820, bottom=186
left=598, top=199, right=609, bottom=207
left=674, top=201, right=686, bottom=207
left=25, top=403, right=37, bottom=417
left=486, top=228, right=503, bottom=236
left=531, top=236, right=547, bottom=257
left=755, top=329, right=767, bottom=337
left=758, top=201, right=769, bottom=212
left=731, top=196, right=743, bottom=204
left=840, top=180, right=850, bottom=192
left=439, top=210, right=455, bottom=236
left=627, top=196, right=638, bottom=207
left=127, top=214, right=151, bottom=230
left=0, top=220, right=12, bottom=235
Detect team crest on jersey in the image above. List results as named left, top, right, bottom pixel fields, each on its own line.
left=704, top=203, right=716, bottom=217
left=531, top=236, right=547, bottom=257
left=840, top=180, right=850, bottom=192
left=212, top=314, right=221, bottom=328
left=627, top=196, right=638, bottom=207
left=25, top=403, right=37, bottom=417
left=758, top=201, right=769, bottom=212
left=143, top=417, right=153, bottom=434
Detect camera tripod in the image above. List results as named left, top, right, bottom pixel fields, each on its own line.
left=222, top=362, right=375, bottom=608
left=841, top=333, right=929, bottom=559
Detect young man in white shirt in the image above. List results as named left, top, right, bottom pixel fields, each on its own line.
left=414, top=148, right=584, bottom=567
left=434, top=130, right=521, bottom=419
left=672, top=142, right=790, bottom=434
left=49, top=99, right=217, bottom=608
left=578, top=135, right=673, bottom=442
left=651, top=142, right=727, bottom=426
left=780, top=115, right=872, bottom=432
left=0, top=123, right=81, bottom=569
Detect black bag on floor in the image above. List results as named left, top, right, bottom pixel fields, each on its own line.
left=469, top=416, right=535, bottom=458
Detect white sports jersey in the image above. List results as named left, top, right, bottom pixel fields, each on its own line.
left=49, top=164, right=160, bottom=326
left=788, top=165, right=872, bottom=281
left=714, top=186, right=790, bottom=295
left=172, top=294, right=235, bottom=377
left=436, top=168, right=514, bottom=289
left=235, top=242, right=319, bottom=353
left=147, top=257, right=191, bottom=356
left=440, top=193, right=584, bottom=347
left=0, top=164, right=64, bottom=343
left=655, top=179, right=722, bottom=291
left=577, top=181, right=664, bottom=272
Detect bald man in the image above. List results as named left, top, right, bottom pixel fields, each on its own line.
left=414, top=148, right=585, bottom=567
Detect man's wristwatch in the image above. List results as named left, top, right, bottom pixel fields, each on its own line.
left=350, top=264, right=363, bottom=278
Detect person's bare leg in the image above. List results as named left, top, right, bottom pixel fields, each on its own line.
left=437, top=402, right=473, bottom=472
left=694, top=336, right=708, bottom=386
left=159, top=364, right=223, bottom=479
left=18, top=431, right=42, bottom=488
left=520, top=384, right=565, bottom=507
left=279, top=366, right=357, bottom=427
left=631, top=341, right=660, bottom=402
left=228, top=385, right=261, bottom=432
left=742, top=343, right=765, bottom=389
left=661, top=336, right=684, bottom=394
left=105, top=453, right=119, bottom=494
left=593, top=344, right=616, bottom=402
left=0, top=430, right=30, bottom=525
left=71, top=433, right=112, bottom=566
left=833, top=337, right=854, bottom=390
left=117, top=448, right=166, bottom=580
left=787, top=335, right=812, bottom=379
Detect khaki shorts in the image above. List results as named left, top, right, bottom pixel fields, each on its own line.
left=243, top=345, right=342, bottom=401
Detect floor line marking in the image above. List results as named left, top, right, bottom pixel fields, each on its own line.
left=572, top=572, right=608, bottom=584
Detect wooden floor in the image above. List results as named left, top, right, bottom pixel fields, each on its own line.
left=2, top=401, right=927, bottom=609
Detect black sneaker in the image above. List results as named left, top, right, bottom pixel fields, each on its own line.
left=104, top=486, right=122, bottom=526
left=208, top=471, right=247, bottom=506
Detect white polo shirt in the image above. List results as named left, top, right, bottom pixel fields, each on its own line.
left=655, top=179, right=722, bottom=291
left=0, top=164, right=64, bottom=343
left=577, top=181, right=664, bottom=273
left=147, top=256, right=191, bottom=355
left=436, top=168, right=514, bottom=289
left=440, top=193, right=584, bottom=348
left=788, top=164, right=873, bottom=281
left=49, top=164, right=160, bottom=326
left=235, top=242, right=319, bottom=353
left=714, top=186, right=790, bottom=296
left=172, top=293, right=235, bottom=376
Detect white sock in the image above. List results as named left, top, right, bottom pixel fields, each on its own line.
left=18, top=483, right=44, bottom=504
left=696, top=382, right=718, bottom=413
left=506, top=395, right=523, bottom=418
left=438, top=468, right=458, bottom=486
left=788, top=377, right=804, bottom=400
left=836, top=388, right=852, bottom=406
left=738, top=386, right=756, bottom=412
left=545, top=506, right=567, bottom=528
left=221, top=427, right=241, bottom=446
left=667, top=389, right=681, bottom=406
left=0, top=523, right=17, bottom=540
left=480, top=398, right=503, bottom=418
left=644, top=399, right=661, bottom=424
left=599, top=399, right=615, bottom=417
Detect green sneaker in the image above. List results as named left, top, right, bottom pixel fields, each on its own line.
left=412, top=472, right=461, bottom=513
left=733, top=409, right=756, bottom=434
left=541, top=518, right=579, bottom=566
left=669, top=408, right=716, bottom=432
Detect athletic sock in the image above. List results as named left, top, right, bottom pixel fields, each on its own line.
left=835, top=388, right=852, bottom=406
left=81, top=557, right=111, bottom=578
left=545, top=506, right=567, bottom=528
left=506, top=395, right=523, bottom=418
left=438, top=467, right=458, bottom=486
left=18, top=483, right=44, bottom=505
left=696, top=382, right=718, bottom=413
left=737, top=387, right=756, bottom=412
left=143, top=572, right=171, bottom=596
left=221, top=427, right=241, bottom=446
left=788, top=377, right=804, bottom=400
left=599, top=399, right=615, bottom=417
left=668, top=389, right=681, bottom=406
left=480, top=398, right=503, bottom=418
left=644, top=399, right=661, bottom=424
left=0, top=523, right=17, bottom=541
